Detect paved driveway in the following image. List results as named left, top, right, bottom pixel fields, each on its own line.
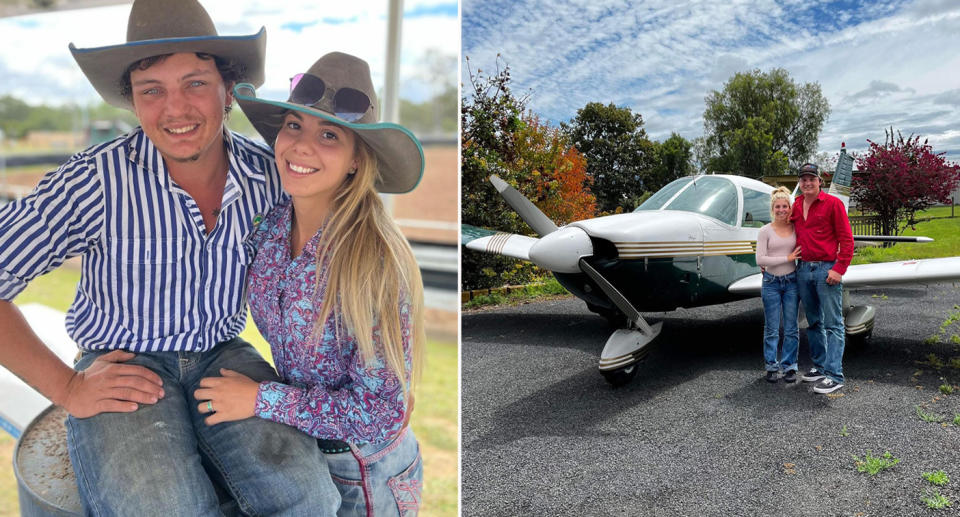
left=462, top=284, right=960, bottom=516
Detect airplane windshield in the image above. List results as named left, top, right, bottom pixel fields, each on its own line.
left=658, top=176, right=739, bottom=226
left=634, top=177, right=693, bottom=211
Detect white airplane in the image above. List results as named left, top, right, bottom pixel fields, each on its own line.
left=462, top=150, right=960, bottom=385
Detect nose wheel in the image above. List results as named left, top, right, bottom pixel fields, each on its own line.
left=601, top=363, right=639, bottom=387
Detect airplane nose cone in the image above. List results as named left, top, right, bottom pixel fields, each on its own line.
left=528, top=226, right=593, bottom=273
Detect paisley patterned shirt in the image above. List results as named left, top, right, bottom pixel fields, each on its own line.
left=248, top=200, right=411, bottom=444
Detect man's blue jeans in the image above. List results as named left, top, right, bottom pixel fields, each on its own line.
left=65, top=338, right=341, bottom=516
left=797, top=260, right=845, bottom=383
left=761, top=271, right=799, bottom=373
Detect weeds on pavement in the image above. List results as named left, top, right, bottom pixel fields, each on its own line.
left=852, top=450, right=900, bottom=476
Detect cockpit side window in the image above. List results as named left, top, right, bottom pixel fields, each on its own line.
left=741, top=188, right=773, bottom=228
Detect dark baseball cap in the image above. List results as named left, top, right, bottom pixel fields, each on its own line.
left=798, top=163, right=821, bottom=178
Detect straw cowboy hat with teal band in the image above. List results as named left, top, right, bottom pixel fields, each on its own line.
left=234, top=51, right=424, bottom=194
left=69, top=0, right=266, bottom=110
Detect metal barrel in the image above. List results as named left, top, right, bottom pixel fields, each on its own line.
left=13, top=405, right=82, bottom=517
left=13, top=405, right=240, bottom=516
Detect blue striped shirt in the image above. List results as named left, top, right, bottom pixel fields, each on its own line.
left=0, top=128, right=284, bottom=352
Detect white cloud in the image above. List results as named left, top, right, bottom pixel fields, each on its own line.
left=463, top=0, right=960, bottom=162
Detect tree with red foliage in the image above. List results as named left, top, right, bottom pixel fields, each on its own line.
left=852, top=128, right=960, bottom=236
left=512, top=115, right=596, bottom=226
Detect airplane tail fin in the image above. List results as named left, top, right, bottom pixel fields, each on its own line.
left=828, top=145, right=854, bottom=212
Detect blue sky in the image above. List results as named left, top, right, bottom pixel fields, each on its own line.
left=462, top=0, right=960, bottom=163
left=0, top=0, right=458, bottom=108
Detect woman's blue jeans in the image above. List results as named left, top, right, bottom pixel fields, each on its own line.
left=797, top=260, right=845, bottom=383
left=761, top=271, right=799, bottom=373
left=65, top=338, right=341, bottom=516
left=326, top=426, right=423, bottom=516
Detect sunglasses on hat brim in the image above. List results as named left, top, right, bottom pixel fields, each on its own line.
left=288, top=73, right=372, bottom=123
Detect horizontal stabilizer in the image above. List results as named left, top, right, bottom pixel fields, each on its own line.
left=728, top=256, right=960, bottom=295
left=461, top=224, right=538, bottom=261
left=853, top=235, right=934, bottom=243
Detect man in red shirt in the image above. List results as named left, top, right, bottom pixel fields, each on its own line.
left=792, top=163, right=854, bottom=394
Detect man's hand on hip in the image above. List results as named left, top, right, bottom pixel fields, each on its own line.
left=62, top=350, right=165, bottom=418
left=826, top=269, right=842, bottom=285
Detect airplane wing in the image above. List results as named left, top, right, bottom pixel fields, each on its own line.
left=728, top=256, right=960, bottom=295
left=461, top=224, right=538, bottom=261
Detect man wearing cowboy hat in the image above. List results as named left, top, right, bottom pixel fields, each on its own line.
left=792, top=162, right=854, bottom=395
left=0, top=0, right=340, bottom=514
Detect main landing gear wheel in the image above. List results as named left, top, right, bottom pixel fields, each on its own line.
left=601, top=362, right=640, bottom=387
left=846, top=329, right=873, bottom=349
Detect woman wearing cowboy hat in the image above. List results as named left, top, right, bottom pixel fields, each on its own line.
left=194, top=52, right=426, bottom=516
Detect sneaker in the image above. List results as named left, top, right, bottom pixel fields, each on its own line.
left=783, top=370, right=797, bottom=383
left=813, top=378, right=844, bottom=394
left=801, top=368, right=825, bottom=382
left=765, top=371, right=778, bottom=383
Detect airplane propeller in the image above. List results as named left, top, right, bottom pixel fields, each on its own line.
left=488, top=175, right=663, bottom=385
left=489, top=175, right=558, bottom=236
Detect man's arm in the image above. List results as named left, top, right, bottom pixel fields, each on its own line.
left=831, top=197, right=855, bottom=276
left=0, top=155, right=165, bottom=417
left=0, top=300, right=165, bottom=418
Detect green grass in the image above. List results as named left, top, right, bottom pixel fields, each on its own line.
left=852, top=450, right=900, bottom=475
left=839, top=424, right=849, bottom=437
left=462, top=276, right=569, bottom=309
left=4, top=267, right=459, bottom=516
left=921, top=489, right=952, bottom=509
left=922, top=470, right=950, bottom=487
left=918, top=353, right=947, bottom=369
left=954, top=414, right=960, bottom=426
left=940, top=384, right=954, bottom=395
left=917, top=405, right=945, bottom=423
left=852, top=207, right=960, bottom=265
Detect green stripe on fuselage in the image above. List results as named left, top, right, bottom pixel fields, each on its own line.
left=557, top=253, right=759, bottom=312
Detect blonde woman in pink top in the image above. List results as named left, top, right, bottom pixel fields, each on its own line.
left=756, top=186, right=803, bottom=383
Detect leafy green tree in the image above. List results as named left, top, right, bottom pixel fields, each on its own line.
left=649, top=132, right=693, bottom=192
left=399, top=87, right=457, bottom=136
left=407, top=49, right=457, bottom=135
left=0, top=95, right=32, bottom=138
left=703, top=68, right=829, bottom=178
left=461, top=56, right=540, bottom=290
left=565, top=102, right=657, bottom=214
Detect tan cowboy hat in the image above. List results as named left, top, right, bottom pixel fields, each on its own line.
left=234, top=52, right=424, bottom=194
left=69, top=0, right=266, bottom=111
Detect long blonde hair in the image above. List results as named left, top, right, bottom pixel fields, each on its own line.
left=312, top=138, right=425, bottom=399
left=769, top=186, right=793, bottom=220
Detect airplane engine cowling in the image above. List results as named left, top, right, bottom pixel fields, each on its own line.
left=528, top=226, right=593, bottom=273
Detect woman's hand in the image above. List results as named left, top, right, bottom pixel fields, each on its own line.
left=194, top=369, right=259, bottom=425
left=787, top=246, right=802, bottom=261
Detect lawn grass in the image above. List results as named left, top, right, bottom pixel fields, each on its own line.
left=462, top=275, right=570, bottom=310
left=852, top=206, right=960, bottom=264
left=2, top=267, right=458, bottom=516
